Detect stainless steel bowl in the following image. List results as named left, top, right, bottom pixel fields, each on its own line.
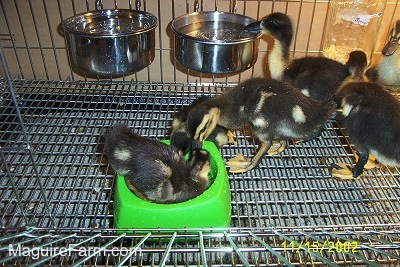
left=63, top=9, right=157, bottom=77
left=171, top=11, right=260, bottom=74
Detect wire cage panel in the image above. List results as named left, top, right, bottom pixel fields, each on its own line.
left=1, top=80, right=400, bottom=228
left=1, top=81, right=400, bottom=226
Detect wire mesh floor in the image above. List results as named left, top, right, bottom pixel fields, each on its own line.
left=2, top=79, right=400, bottom=230
left=1, top=79, right=400, bottom=266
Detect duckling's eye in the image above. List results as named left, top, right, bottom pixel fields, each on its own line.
left=267, top=18, right=279, bottom=27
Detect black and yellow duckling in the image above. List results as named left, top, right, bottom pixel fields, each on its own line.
left=367, top=20, right=400, bottom=90
left=104, top=124, right=210, bottom=203
left=171, top=96, right=236, bottom=154
left=243, top=12, right=350, bottom=101
left=184, top=77, right=336, bottom=173
left=333, top=50, right=400, bottom=179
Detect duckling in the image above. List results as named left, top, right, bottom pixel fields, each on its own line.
left=171, top=96, right=236, bottom=154
left=334, top=50, right=370, bottom=102
left=104, top=124, right=211, bottom=203
left=344, top=50, right=369, bottom=82
left=333, top=50, right=400, bottom=179
left=185, top=77, right=337, bottom=173
left=366, top=20, right=400, bottom=90
left=243, top=12, right=350, bottom=101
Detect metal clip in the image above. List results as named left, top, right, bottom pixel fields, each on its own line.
left=95, top=0, right=118, bottom=10
left=95, top=0, right=102, bottom=10
left=231, top=0, right=237, bottom=13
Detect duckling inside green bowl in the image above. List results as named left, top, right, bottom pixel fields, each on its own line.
left=104, top=124, right=231, bottom=229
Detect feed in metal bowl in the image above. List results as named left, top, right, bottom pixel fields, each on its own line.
left=171, top=11, right=260, bottom=74
left=63, top=9, right=157, bottom=77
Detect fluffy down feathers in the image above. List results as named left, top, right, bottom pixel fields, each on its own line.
left=185, top=77, right=336, bottom=172
left=243, top=12, right=350, bottom=101
left=334, top=50, right=400, bottom=178
left=104, top=124, right=210, bottom=203
left=335, top=81, right=400, bottom=177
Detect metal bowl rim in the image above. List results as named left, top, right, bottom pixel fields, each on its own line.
left=171, top=11, right=261, bottom=44
left=62, top=9, right=158, bottom=37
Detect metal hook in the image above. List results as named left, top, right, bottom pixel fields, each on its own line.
left=231, top=0, right=237, bottom=13
left=95, top=0, right=103, bottom=10
left=95, top=0, right=118, bottom=10
left=194, top=0, right=199, bottom=12
left=136, top=0, right=141, bottom=10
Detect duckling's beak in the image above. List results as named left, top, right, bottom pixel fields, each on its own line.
left=382, top=39, right=399, bottom=56
left=242, top=21, right=262, bottom=34
left=382, top=20, right=400, bottom=56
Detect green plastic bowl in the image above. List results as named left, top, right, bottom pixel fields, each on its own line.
left=113, top=140, right=231, bottom=229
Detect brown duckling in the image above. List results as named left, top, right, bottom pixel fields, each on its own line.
left=243, top=12, right=350, bottom=101
left=104, top=124, right=210, bottom=203
left=185, top=77, right=336, bottom=173
left=333, top=50, right=400, bottom=179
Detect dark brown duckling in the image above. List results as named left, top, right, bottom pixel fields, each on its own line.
left=185, top=77, right=336, bottom=173
left=104, top=124, right=210, bottom=203
left=333, top=50, right=400, bottom=178
left=243, top=12, right=350, bottom=101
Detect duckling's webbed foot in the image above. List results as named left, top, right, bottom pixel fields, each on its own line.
left=332, top=152, right=369, bottom=180
left=226, top=154, right=252, bottom=173
left=227, top=143, right=269, bottom=173
left=331, top=152, right=377, bottom=180
left=267, top=140, right=286, bottom=155
left=355, top=152, right=379, bottom=170
left=331, top=163, right=355, bottom=180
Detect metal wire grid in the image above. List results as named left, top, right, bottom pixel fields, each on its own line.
left=1, top=78, right=400, bottom=231
left=1, top=78, right=400, bottom=264
left=0, top=227, right=400, bottom=266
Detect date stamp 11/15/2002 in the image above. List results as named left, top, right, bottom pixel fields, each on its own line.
left=282, top=240, right=359, bottom=253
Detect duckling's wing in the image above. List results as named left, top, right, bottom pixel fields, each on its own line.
left=284, top=58, right=349, bottom=100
